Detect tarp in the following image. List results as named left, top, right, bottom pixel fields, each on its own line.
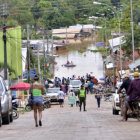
left=96, top=42, right=104, bottom=47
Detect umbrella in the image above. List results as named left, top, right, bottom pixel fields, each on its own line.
left=10, top=83, right=31, bottom=91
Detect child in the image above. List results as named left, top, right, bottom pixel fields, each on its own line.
left=76, top=95, right=79, bottom=107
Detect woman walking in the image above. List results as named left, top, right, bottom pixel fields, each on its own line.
left=30, top=75, right=44, bottom=127
left=68, top=90, right=75, bottom=107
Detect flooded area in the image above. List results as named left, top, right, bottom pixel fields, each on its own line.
left=54, top=38, right=104, bottom=80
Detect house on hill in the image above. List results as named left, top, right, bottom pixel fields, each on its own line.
left=52, top=28, right=81, bottom=39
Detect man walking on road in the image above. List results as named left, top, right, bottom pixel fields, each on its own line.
left=78, top=85, right=86, bottom=111
left=30, top=75, right=44, bottom=127
left=58, top=88, right=65, bottom=107
left=95, top=84, right=102, bottom=108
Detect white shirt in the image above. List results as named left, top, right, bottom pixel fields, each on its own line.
left=58, top=91, right=65, bottom=99
left=69, top=91, right=75, bottom=97
left=85, top=83, right=89, bottom=88
left=45, top=80, right=48, bottom=85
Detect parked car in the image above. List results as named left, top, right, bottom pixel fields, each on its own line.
left=69, top=80, right=82, bottom=95
left=46, top=88, right=60, bottom=102
left=0, top=76, right=13, bottom=124
left=112, top=81, right=122, bottom=115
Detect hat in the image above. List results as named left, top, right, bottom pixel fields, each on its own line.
left=34, top=75, right=39, bottom=80
left=81, top=85, right=84, bottom=88
left=134, top=72, right=139, bottom=77
left=122, top=74, right=129, bottom=79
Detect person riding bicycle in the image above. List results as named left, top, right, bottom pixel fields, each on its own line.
left=117, top=74, right=131, bottom=94
left=117, top=74, right=131, bottom=121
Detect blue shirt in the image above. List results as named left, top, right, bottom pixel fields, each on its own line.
left=90, top=82, right=93, bottom=88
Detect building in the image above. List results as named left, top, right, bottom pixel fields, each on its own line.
left=0, top=26, right=22, bottom=79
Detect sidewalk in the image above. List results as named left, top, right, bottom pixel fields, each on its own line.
left=0, top=95, right=140, bottom=140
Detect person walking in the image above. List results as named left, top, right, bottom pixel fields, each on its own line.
left=89, top=81, right=94, bottom=94
left=76, top=95, right=80, bottom=107
left=78, top=85, right=86, bottom=111
left=68, top=89, right=75, bottom=107
left=30, top=75, right=44, bottom=127
left=45, top=79, right=49, bottom=91
left=58, top=88, right=65, bottom=107
left=85, top=80, right=89, bottom=94
left=95, top=84, right=102, bottom=108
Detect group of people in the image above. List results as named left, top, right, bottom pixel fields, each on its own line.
left=30, top=73, right=126, bottom=127
left=44, top=74, right=99, bottom=94
left=117, top=72, right=140, bottom=121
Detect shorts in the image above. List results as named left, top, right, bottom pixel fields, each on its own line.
left=59, top=99, right=64, bottom=103
left=33, top=96, right=43, bottom=105
left=76, top=100, right=79, bottom=104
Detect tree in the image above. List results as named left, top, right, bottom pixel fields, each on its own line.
left=40, top=7, right=63, bottom=30
left=111, top=0, right=120, bottom=7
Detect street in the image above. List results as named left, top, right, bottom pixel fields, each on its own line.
left=0, top=95, right=140, bottom=140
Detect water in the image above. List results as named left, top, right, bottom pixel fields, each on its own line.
left=54, top=40, right=104, bottom=80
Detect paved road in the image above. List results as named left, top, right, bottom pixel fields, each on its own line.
left=0, top=95, right=140, bottom=140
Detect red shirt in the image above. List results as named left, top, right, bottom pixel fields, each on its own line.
left=127, top=78, right=140, bottom=101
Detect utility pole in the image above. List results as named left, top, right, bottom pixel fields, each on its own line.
left=51, top=33, right=54, bottom=56
left=37, top=43, right=40, bottom=75
left=1, top=0, right=8, bottom=80
left=66, top=26, right=68, bottom=44
left=47, top=35, right=49, bottom=54
left=27, top=24, right=30, bottom=83
left=119, top=19, right=122, bottom=79
left=51, top=32, right=55, bottom=74
left=43, top=35, right=46, bottom=72
left=104, top=17, right=108, bottom=58
left=111, top=34, right=115, bottom=90
left=130, top=0, right=135, bottom=63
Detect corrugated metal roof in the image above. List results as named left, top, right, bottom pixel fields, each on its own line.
left=129, top=58, right=140, bottom=69
left=53, top=28, right=81, bottom=34
left=109, top=36, right=125, bottom=50
left=53, top=34, right=76, bottom=39
left=69, top=24, right=102, bottom=29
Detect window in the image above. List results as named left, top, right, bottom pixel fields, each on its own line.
left=48, top=88, right=60, bottom=93
left=70, top=80, right=81, bottom=86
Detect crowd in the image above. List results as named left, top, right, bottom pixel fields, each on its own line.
left=30, top=71, right=140, bottom=127
left=44, top=74, right=99, bottom=95
left=43, top=74, right=104, bottom=112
